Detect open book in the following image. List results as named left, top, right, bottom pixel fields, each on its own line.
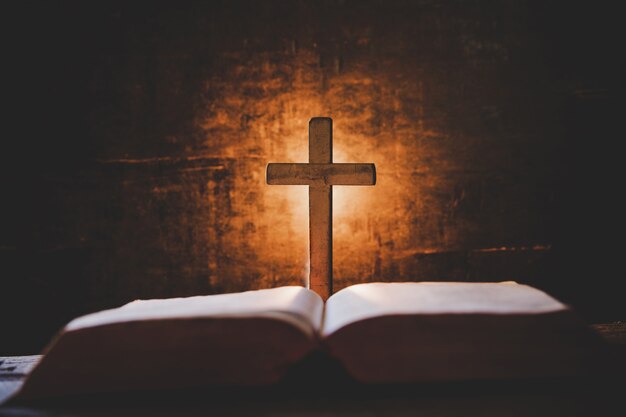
left=4, top=282, right=600, bottom=401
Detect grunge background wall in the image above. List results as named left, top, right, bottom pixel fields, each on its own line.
left=2, top=0, right=622, bottom=353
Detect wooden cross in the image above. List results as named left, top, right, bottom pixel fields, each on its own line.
left=266, top=117, right=376, bottom=300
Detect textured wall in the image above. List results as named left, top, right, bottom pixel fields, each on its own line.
left=2, top=0, right=623, bottom=353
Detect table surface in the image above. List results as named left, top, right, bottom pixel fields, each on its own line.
left=0, top=323, right=624, bottom=417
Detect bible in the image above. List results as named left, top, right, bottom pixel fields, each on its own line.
left=4, top=282, right=601, bottom=401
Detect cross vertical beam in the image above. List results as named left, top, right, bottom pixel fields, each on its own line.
left=308, top=118, right=333, bottom=299
left=266, top=117, right=376, bottom=301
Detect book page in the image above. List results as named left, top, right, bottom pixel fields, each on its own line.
left=0, top=356, right=41, bottom=404
left=322, top=282, right=568, bottom=336
left=67, top=286, right=324, bottom=337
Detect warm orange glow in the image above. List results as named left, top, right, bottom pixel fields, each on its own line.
left=261, top=117, right=392, bottom=287
left=195, top=47, right=433, bottom=290
left=195, top=46, right=549, bottom=292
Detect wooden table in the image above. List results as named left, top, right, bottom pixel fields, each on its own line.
left=0, top=323, right=623, bottom=417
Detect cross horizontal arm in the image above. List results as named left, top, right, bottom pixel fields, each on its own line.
left=266, top=163, right=376, bottom=186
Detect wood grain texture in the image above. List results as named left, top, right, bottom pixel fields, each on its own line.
left=267, top=118, right=375, bottom=300
left=267, top=163, right=376, bottom=186
left=1, top=0, right=623, bottom=353
left=307, top=118, right=333, bottom=299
